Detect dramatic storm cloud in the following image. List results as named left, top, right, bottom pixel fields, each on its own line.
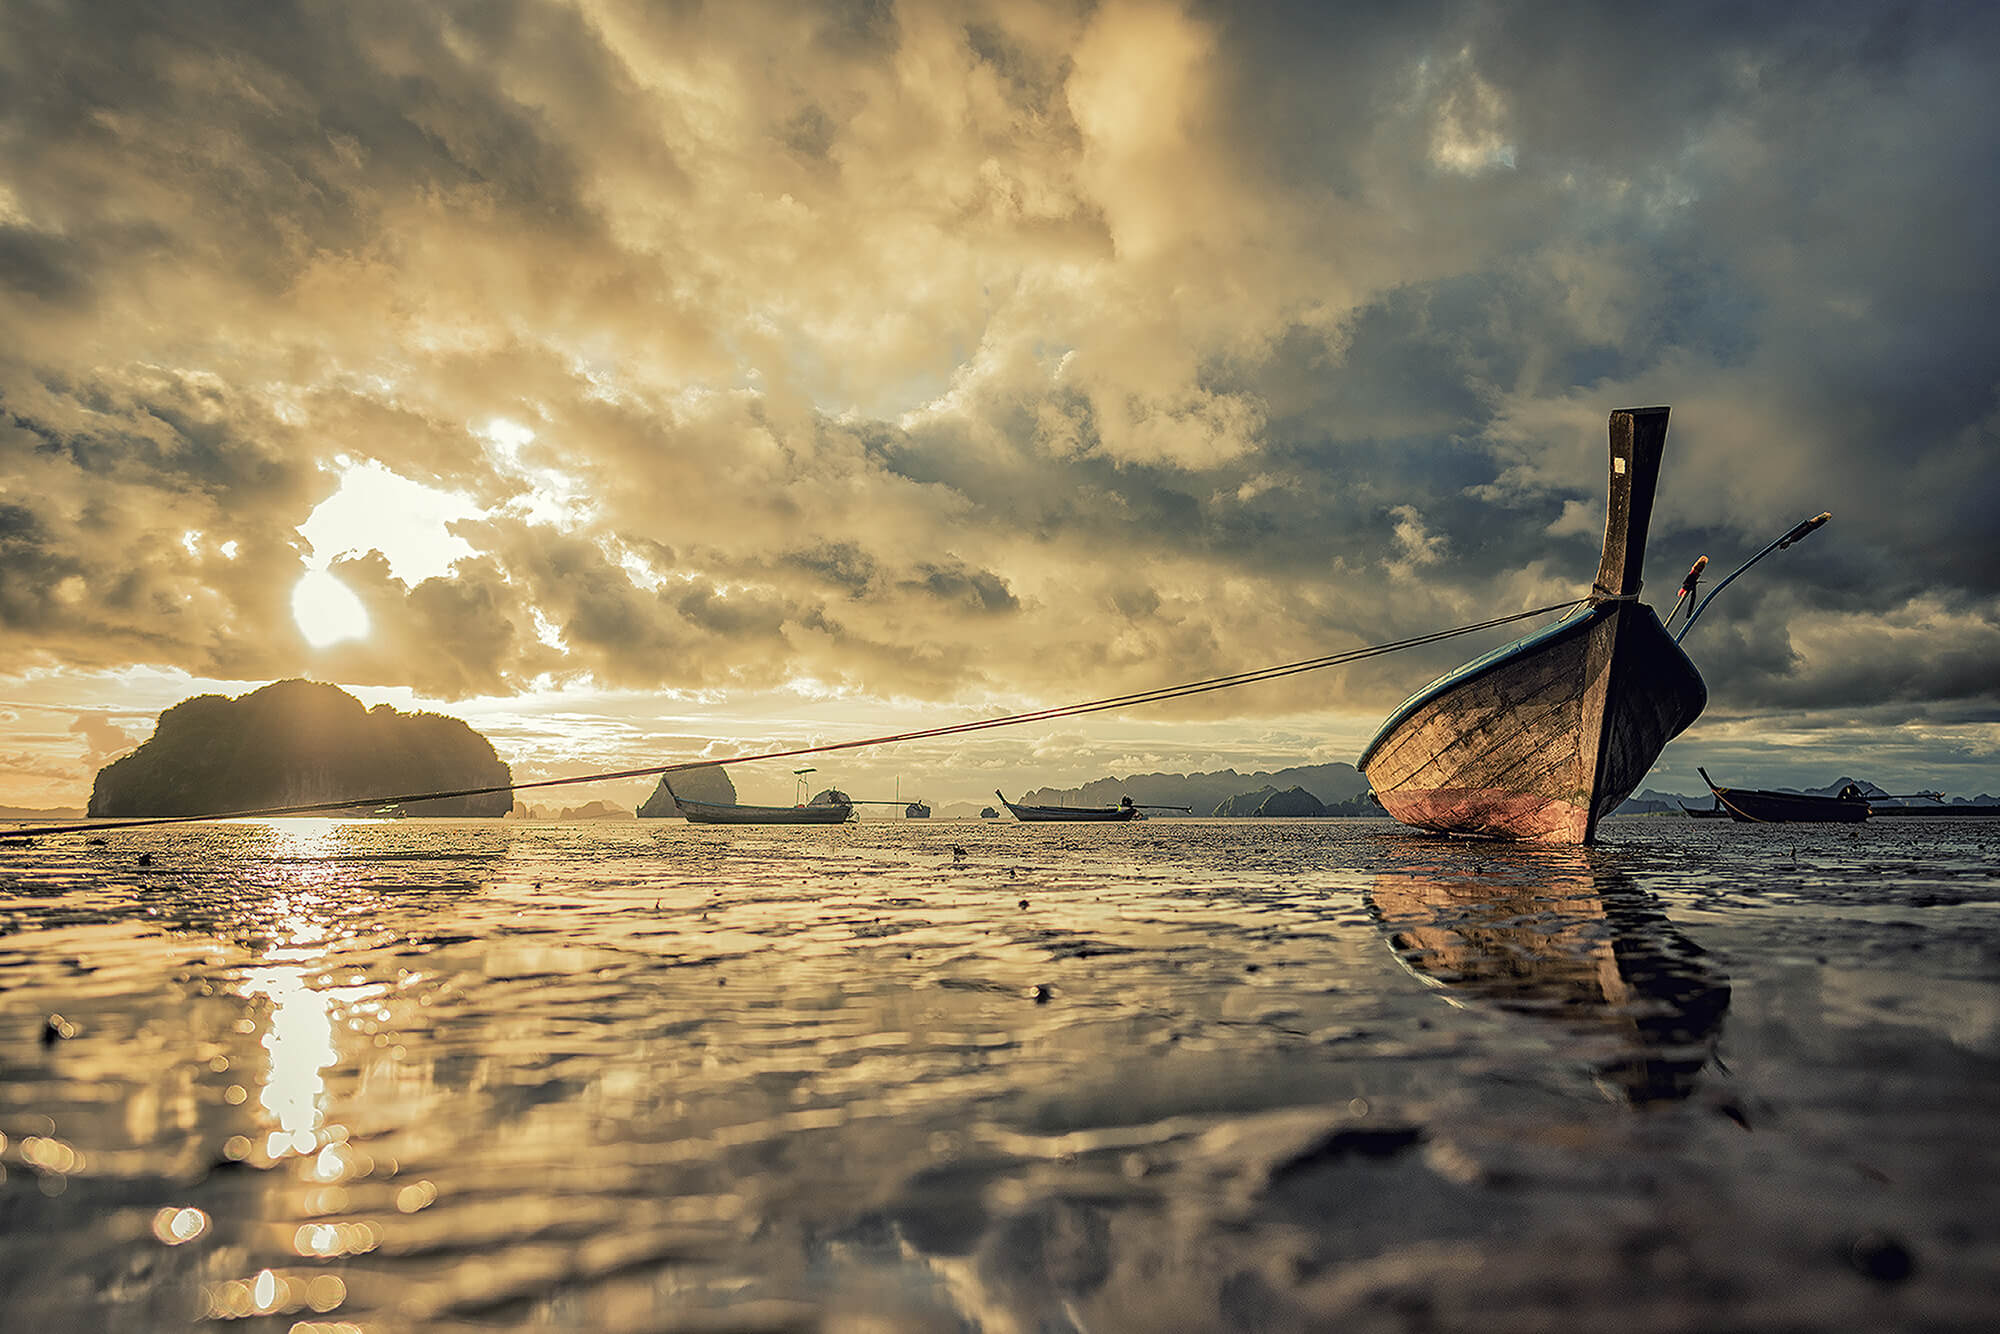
left=3, top=0, right=1996, bottom=805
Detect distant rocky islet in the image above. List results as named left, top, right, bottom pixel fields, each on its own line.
left=635, top=765, right=736, bottom=818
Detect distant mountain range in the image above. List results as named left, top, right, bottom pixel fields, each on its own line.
left=0, top=806, right=85, bottom=821
left=1210, top=785, right=1362, bottom=817
left=510, top=800, right=637, bottom=820
left=1019, top=763, right=1375, bottom=818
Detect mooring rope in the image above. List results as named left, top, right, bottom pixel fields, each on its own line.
left=3, top=598, right=1586, bottom=840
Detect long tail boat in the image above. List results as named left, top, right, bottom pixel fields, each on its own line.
left=663, top=781, right=854, bottom=825
left=1696, top=768, right=1942, bottom=823
left=995, top=790, right=1139, bottom=822
left=1358, top=407, right=1707, bottom=844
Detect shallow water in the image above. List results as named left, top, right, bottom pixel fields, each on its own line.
left=1, top=816, right=1996, bottom=1332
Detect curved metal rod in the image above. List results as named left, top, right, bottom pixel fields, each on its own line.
left=1675, top=512, right=1831, bottom=644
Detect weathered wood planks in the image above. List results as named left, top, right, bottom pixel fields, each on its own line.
left=1358, top=407, right=1707, bottom=844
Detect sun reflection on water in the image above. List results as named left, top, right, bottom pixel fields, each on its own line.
left=264, top=817, right=342, bottom=858
left=232, top=821, right=386, bottom=1160
left=241, top=962, right=338, bottom=1157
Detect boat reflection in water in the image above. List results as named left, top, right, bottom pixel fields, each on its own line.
left=1367, top=862, right=1730, bottom=1103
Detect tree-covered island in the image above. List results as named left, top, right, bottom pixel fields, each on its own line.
left=89, top=680, right=512, bottom=817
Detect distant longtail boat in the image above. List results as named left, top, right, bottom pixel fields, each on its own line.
left=1696, top=768, right=1942, bottom=824
left=664, top=781, right=855, bottom=825
left=1359, top=408, right=1708, bottom=844
left=995, top=791, right=1139, bottom=822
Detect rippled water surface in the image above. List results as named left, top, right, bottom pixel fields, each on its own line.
left=2, top=816, right=1997, bottom=1332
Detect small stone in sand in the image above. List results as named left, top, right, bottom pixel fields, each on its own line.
left=1847, top=1231, right=1915, bottom=1282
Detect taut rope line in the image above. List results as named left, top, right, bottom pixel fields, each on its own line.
left=3, top=599, right=1585, bottom=840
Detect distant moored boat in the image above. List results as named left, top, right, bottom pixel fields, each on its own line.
left=664, top=780, right=854, bottom=825
left=995, top=790, right=1139, bottom=823
left=1696, top=768, right=1940, bottom=823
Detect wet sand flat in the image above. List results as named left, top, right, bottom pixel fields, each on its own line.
left=2, top=817, right=1996, bottom=1331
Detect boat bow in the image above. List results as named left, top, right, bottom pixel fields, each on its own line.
left=1359, top=408, right=1707, bottom=844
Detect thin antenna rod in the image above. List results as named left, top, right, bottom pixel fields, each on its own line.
left=1676, top=513, right=1831, bottom=643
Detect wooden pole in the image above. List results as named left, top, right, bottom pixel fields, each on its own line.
left=1593, top=406, right=1670, bottom=601
left=1579, top=406, right=1673, bottom=842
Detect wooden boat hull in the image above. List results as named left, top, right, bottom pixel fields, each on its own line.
left=996, top=792, right=1138, bottom=822
left=1721, top=793, right=1867, bottom=823
left=1358, top=407, right=1705, bottom=845
left=1701, top=781, right=1869, bottom=824
left=1360, top=604, right=1705, bottom=842
left=672, top=797, right=853, bottom=825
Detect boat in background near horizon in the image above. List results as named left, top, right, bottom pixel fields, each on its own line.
left=996, top=791, right=1138, bottom=822
left=663, top=780, right=855, bottom=825
left=1697, top=767, right=1942, bottom=823
left=1680, top=798, right=1729, bottom=818
left=1360, top=407, right=1709, bottom=844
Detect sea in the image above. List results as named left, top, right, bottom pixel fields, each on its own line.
left=1, top=816, right=1995, bottom=1333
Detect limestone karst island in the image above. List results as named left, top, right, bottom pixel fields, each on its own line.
left=88, top=680, right=512, bottom=818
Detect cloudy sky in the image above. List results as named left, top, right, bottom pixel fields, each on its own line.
left=3, top=0, right=1997, bottom=811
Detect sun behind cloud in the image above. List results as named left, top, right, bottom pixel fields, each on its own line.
left=297, top=460, right=482, bottom=581
left=291, top=570, right=370, bottom=647
left=288, top=460, right=490, bottom=648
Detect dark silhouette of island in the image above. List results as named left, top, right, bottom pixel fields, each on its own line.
left=511, top=800, right=638, bottom=820
left=0, top=805, right=85, bottom=821
left=88, top=680, right=512, bottom=818
left=1024, top=763, right=1373, bottom=818
left=1211, top=785, right=1334, bottom=817
left=636, top=764, right=737, bottom=817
